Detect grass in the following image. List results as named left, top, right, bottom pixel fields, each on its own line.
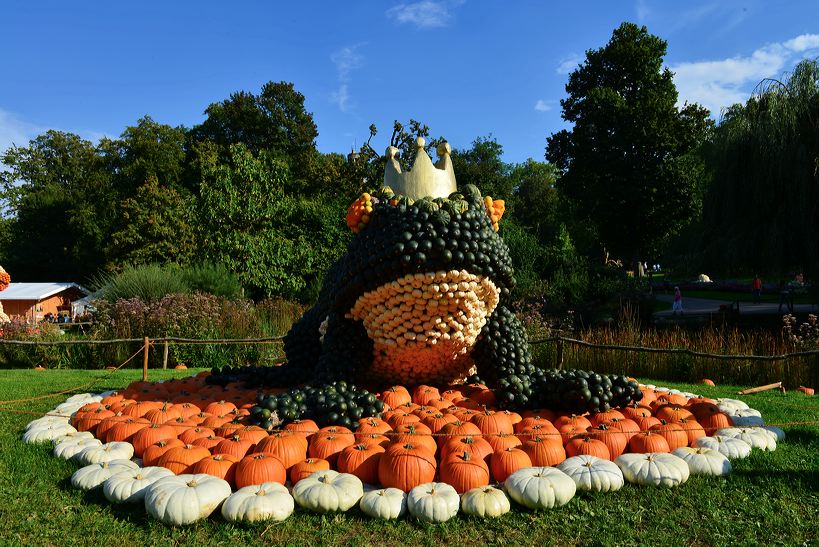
left=1, top=369, right=818, bottom=546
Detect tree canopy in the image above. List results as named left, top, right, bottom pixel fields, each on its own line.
left=700, top=59, right=819, bottom=277
left=546, top=22, right=711, bottom=271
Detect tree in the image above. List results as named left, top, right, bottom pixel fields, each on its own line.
left=701, top=59, right=819, bottom=278
left=451, top=136, right=513, bottom=199
left=0, top=130, right=114, bottom=281
left=196, top=144, right=348, bottom=300
left=102, top=116, right=189, bottom=197
left=546, top=22, right=711, bottom=274
left=190, top=81, right=317, bottom=175
left=106, top=176, right=198, bottom=268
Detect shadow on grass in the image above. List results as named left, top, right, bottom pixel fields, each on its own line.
left=732, top=469, right=819, bottom=492
left=56, top=476, right=152, bottom=527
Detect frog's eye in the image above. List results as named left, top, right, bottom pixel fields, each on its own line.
left=483, top=196, right=504, bottom=232
left=346, top=192, right=373, bottom=233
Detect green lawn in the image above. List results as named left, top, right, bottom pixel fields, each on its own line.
left=1, top=369, right=817, bottom=546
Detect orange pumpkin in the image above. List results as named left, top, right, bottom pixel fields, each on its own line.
left=213, top=435, right=255, bottom=459
left=308, top=432, right=355, bottom=466
left=439, top=451, right=490, bottom=494
left=489, top=447, right=532, bottom=482
left=283, top=419, right=320, bottom=441
left=378, top=442, right=437, bottom=493
left=234, top=453, right=286, bottom=488
left=649, top=421, right=689, bottom=451
left=337, top=443, right=385, bottom=484
left=130, top=424, right=177, bottom=457
left=143, top=438, right=184, bottom=467
left=190, top=453, right=239, bottom=485
left=157, top=443, right=211, bottom=474
left=254, top=432, right=308, bottom=469
left=520, top=436, right=566, bottom=466
left=290, top=458, right=331, bottom=485
left=565, top=435, right=611, bottom=460
left=628, top=430, right=671, bottom=453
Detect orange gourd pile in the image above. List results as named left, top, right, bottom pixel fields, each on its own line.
left=69, top=374, right=733, bottom=492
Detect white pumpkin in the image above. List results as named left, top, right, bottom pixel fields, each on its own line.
left=64, top=393, right=101, bottom=404
left=694, top=435, right=752, bottom=459
left=52, top=401, right=88, bottom=417
left=103, top=466, right=175, bottom=504
left=54, top=437, right=102, bottom=460
left=716, top=398, right=749, bottom=411
left=729, top=414, right=765, bottom=427
left=71, top=459, right=140, bottom=491
left=504, top=467, right=576, bottom=510
left=22, top=422, right=76, bottom=443
left=460, top=486, right=510, bottom=518
left=557, top=455, right=625, bottom=493
left=25, top=415, right=69, bottom=431
left=359, top=488, right=407, bottom=520
left=292, top=470, right=363, bottom=513
left=75, top=441, right=134, bottom=465
left=763, top=426, right=785, bottom=442
left=221, top=482, right=295, bottom=522
left=52, top=431, right=95, bottom=446
left=407, top=482, right=460, bottom=523
left=716, top=427, right=776, bottom=451
left=144, top=474, right=232, bottom=526
left=672, top=447, right=732, bottom=476
left=615, top=453, right=690, bottom=487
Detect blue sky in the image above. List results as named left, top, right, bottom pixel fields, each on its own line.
left=1, top=1, right=818, bottom=164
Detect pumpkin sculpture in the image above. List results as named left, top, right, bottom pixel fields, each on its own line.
left=223, top=141, right=643, bottom=420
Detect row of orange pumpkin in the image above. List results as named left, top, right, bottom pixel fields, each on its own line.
left=67, top=379, right=735, bottom=494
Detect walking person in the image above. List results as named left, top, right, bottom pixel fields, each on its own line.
left=752, top=274, right=762, bottom=304
left=672, top=286, right=683, bottom=315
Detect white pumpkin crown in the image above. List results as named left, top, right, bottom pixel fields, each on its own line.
left=383, top=137, right=457, bottom=199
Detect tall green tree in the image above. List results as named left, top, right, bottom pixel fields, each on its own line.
left=451, top=136, right=513, bottom=200
left=546, top=22, right=711, bottom=273
left=106, top=176, right=198, bottom=268
left=0, top=130, right=114, bottom=280
left=196, top=143, right=348, bottom=300
left=701, top=59, right=819, bottom=277
left=190, top=81, right=318, bottom=186
left=101, top=116, right=189, bottom=197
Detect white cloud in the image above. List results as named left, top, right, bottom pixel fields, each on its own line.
left=386, top=0, right=464, bottom=29
left=0, top=108, right=41, bottom=159
left=534, top=99, right=552, bottom=112
left=330, top=44, right=365, bottom=113
left=784, top=33, right=819, bottom=52
left=556, top=54, right=583, bottom=75
left=671, top=34, right=819, bottom=116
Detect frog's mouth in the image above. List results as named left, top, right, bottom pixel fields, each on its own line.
left=344, top=269, right=500, bottom=385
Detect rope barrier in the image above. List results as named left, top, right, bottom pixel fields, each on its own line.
left=530, top=336, right=819, bottom=361
left=0, top=335, right=286, bottom=346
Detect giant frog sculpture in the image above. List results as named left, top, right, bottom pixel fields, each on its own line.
left=280, top=139, right=537, bottom=406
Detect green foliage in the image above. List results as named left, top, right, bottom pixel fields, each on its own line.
left=546, top=22, right=712, bottom=268
left=701, top=59, right=819, bottom=277
left=106, top=176, right=198, bottom=267
left=196, top=143, right=349, bottom=300
left=101, top=116, right=189, bottom=195
left=93, top=264, right=188, bottom=302
left=179, top=262, right=244, bottom=299
left=190, top=81, right=318, bottom=184
left=451, top=136, right=513, bottom=199
left=0, top=130, right=114, bottom=281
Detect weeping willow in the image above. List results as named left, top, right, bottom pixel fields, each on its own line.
left=702, top=59, right=819, bottom=278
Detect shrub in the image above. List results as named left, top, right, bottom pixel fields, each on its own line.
left=179, top=262, right=244, bottom=298
left=93, top=264, right=188, bottom=302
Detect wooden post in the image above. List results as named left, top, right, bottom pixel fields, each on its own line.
left=142, top=337, right=150, bottom=382
left=556, top=338, right=564, bottom=369
left=737, top=382, right=782, bottom=395
left=162, top=339, right=169, bottom=370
